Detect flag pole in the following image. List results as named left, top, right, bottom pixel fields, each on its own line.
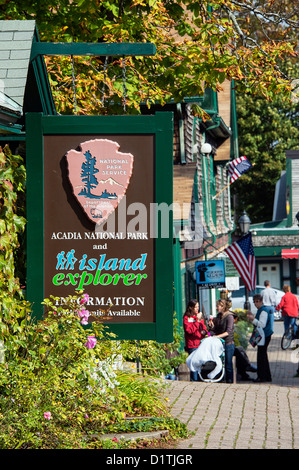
left=213, top=162, right=255, bottom=200
left=212, top=181, right=233, bottom=200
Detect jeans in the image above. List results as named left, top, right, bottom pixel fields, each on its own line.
left=225, top=343, right=235, bottom=383
left=283, top=316, right=297, bottom=338
left=186, top=347, right=200, bottom=381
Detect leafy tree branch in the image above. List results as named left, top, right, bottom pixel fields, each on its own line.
left=0, top=0, right=297, bottom=114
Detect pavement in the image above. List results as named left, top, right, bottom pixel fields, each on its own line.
left=165, top=331, right=299, bottom=449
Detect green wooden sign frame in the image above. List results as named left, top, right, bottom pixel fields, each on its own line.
left=26, top=112, right=173, bottom=342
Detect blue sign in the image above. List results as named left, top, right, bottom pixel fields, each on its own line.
left=195, top=260, right=225, bottom=288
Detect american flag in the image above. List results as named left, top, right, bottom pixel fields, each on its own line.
left=228, top=156, right=252, bottom=183
left=225, top=232, right=256, bottom=292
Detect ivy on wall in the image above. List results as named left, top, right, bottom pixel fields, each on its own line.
left=0, top=145, right=29, bottom=360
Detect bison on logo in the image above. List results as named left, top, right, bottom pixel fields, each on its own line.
left=66, top=139, right=134, bottom=225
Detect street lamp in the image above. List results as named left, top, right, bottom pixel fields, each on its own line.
left=238, top=210, right=251, bottom=235
left=238, top=210, right=251, bottom=310
left=201, top=142, right=212, bottom=154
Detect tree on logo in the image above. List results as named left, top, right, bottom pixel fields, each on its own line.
left=79, top=150, right=101, bottom=198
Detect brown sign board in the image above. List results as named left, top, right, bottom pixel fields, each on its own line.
left=44, top=134, right=155, bottom=323
left=26, top=113, right=173, bottom=341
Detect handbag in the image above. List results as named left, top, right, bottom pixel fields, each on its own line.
left=249, top=327, right=263, bottom=347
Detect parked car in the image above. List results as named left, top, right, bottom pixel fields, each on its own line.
left=230, top=285, right=286, bottom=320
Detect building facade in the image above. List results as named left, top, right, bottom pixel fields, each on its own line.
left=251, top=150, right=299, bottom=295
left=170, top=81, right=238, bottom=323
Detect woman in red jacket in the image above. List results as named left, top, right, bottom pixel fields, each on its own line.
left=276, top=285, right=299, bottom=338
left=183, top=299, right=208, bottom=381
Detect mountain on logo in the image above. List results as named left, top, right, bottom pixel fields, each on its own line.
left=97, top=177, right=124, bottom=188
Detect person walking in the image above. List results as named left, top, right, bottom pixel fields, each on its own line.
left=208, top=299, right=235, bottom=383
left=183, top=299, right=208, bottom=381
left=247, top=294, right=274, bottom=383
left=261, top=280, right=277, bottom=314
left=276, top=285, right=299, bottom=338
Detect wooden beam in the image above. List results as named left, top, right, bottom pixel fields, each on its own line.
left=173, top=163, right=196, bottom=220
left=30, top=42, right=156, bottom=60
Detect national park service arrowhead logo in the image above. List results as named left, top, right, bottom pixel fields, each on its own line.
left=66, top=139, right=134, bottom=225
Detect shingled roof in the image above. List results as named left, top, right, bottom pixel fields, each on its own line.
left=0, top=20, right=55, bottom=133
left=0, top=20, right=36, bottom=109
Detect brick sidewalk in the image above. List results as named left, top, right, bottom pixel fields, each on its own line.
left=165, top=334, right=299, bottom=449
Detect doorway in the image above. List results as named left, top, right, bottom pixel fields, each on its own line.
left=258, top=263, right=281, bottom=289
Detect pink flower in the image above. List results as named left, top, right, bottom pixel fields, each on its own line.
left=85, top=335, right=97, bottom=349
left=78, top=309, right=89, bottom=325
left=80, top=294, right=89, bottom=305
left=84, top=414, right=89, bottom=419
left=79, top=309, right=89, bottom=318
left=44, top=412, right=51, bottom=420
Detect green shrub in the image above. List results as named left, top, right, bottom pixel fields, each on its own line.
left=233, top=309, right=253, bottom=350
left=0, top=293, right=113, bottom=448
left=0, top=293, right=186, bottom=448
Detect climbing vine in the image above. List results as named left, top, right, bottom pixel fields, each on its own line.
left=0, top=145, right=29, bottom=360
left=0, top=144, right=26, bottom=294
